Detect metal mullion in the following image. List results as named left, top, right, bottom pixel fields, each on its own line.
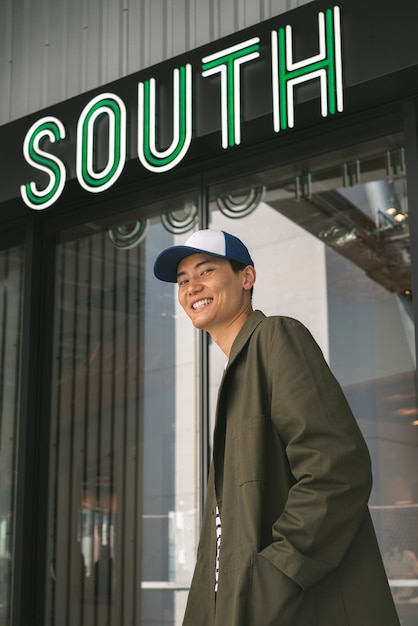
left=80, top=234, right=93, bottom=626
left=53, top=241, right=78, bottom=626
left=107, top=240, right=118, bottom=624
left=47, top=242, right=66, bottom=626
left=83, top=233, right=102, bottom=626
left=127, top=246, right=138, bottom=625
left=0, top=249, right=11, bottom=625
left=94, top=231, right=106, bottom=626
left=22, top=204, right=56, bottom=626
left=12, top=216, right=49, bottom=626
left=9, top=246, right=24, bottom=625
left=95, top=233, right=116, bottom=625
left=0, top=249, right=9, bottom=439
left=134, top=242, right=144, bottom=625
left=118, top=245, right=131, bottom=626
left=18, top=223, right=57, bottom=626
left=198, top=183, right=211, bottom=519
left=64, top=241, right=80, bottom=625
left=67, top=239, right=85, bottom=626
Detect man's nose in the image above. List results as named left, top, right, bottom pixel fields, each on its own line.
left=187, top=278, right=203, bottom=295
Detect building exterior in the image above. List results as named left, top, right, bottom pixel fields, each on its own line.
left=0, top=0, right=417, bottom=624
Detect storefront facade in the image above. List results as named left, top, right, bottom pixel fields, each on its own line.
left=0, top=0, right=417, bottom=624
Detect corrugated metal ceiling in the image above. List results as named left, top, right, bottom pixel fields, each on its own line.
left=0, top=0, right=312, bottom=125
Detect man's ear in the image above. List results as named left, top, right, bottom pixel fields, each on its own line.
left=242, top=265, right=256, bottom=291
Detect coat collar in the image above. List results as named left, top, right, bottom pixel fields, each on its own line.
left=226, top=310, right=266, bottom=370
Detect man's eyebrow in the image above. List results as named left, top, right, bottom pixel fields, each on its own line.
left=176, top=258, right=217, bottom=279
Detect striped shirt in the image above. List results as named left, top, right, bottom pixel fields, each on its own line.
left=215, top=360, right=228, bottom=593
left=215, top=505, right=222, bottom=592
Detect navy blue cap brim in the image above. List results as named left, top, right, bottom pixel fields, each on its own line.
left=153, top=246, right=225, bottom=283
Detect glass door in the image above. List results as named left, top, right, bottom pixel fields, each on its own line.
left=45, top=192, right=201, bottom=626
left=208, top=133, right=416, bottom=624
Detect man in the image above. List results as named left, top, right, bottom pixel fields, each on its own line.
left=154, top=229, right=400, bottom=626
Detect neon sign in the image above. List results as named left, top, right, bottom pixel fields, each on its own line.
left=202, top=38, right=261, bottom=149
left=76, top=93, right=127, bottom=193
left=20, top=6, right=343, bottom=210
left=21, top=117, right=67, bottom=210
left=138, top=64, right=193, bottom=172
left=272, top=6, right=343, bottom=131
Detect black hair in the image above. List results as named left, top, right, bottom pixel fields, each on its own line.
left=228, top=259, right=254, bottom=298
left=228, top=259, right=247, bottom=273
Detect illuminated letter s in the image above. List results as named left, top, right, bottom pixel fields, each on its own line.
left=20, top=116, right=66, bottom=210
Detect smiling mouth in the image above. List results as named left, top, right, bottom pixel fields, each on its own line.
left=192, top=298, right=212, bottom=311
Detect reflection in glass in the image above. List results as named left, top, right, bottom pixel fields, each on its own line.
left=45, top=195, right=200, bottom=625
left=0, top=245, right=24, bottom=626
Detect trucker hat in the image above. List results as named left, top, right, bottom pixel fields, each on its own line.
left=153, top=229, right=254, bottom=282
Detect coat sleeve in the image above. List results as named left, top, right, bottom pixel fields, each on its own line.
left=260, top=317, right=372, bottom=591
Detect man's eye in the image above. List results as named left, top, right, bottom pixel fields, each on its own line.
left=178, top=279, right=188, bottom=286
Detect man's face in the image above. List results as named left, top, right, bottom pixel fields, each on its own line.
left=176, top=253, right=253, bottom=334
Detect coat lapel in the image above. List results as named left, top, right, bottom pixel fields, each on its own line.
left=212, top=310, right=266, bottom=508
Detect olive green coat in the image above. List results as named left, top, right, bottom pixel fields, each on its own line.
left=183, top=311, right=399, bottom=626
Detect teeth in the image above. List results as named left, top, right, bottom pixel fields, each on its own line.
left=193, top=298, right=212, bottom=310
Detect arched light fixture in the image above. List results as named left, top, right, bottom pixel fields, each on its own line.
left=161, top=203, right=198, bottom=234
left=108, top=219, right=149, bottom=249
left=216, top=184, right=265, bottom=219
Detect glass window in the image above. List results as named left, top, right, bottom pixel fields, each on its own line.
left=0, top=244, right=24, bottom=626
left=208, top=133, right=416, bottom=623
left=45, top=193, right=201, bottom=626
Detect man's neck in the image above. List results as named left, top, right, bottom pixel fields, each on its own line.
left=210, top=306, right=253, bottom=356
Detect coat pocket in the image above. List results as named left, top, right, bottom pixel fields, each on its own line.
left=246, top=552, right=314, bottom=626
left=232, top=415, right=269, bottom=485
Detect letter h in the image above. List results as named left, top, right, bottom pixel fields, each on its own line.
left=271, top=6, right=343, bottom=132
